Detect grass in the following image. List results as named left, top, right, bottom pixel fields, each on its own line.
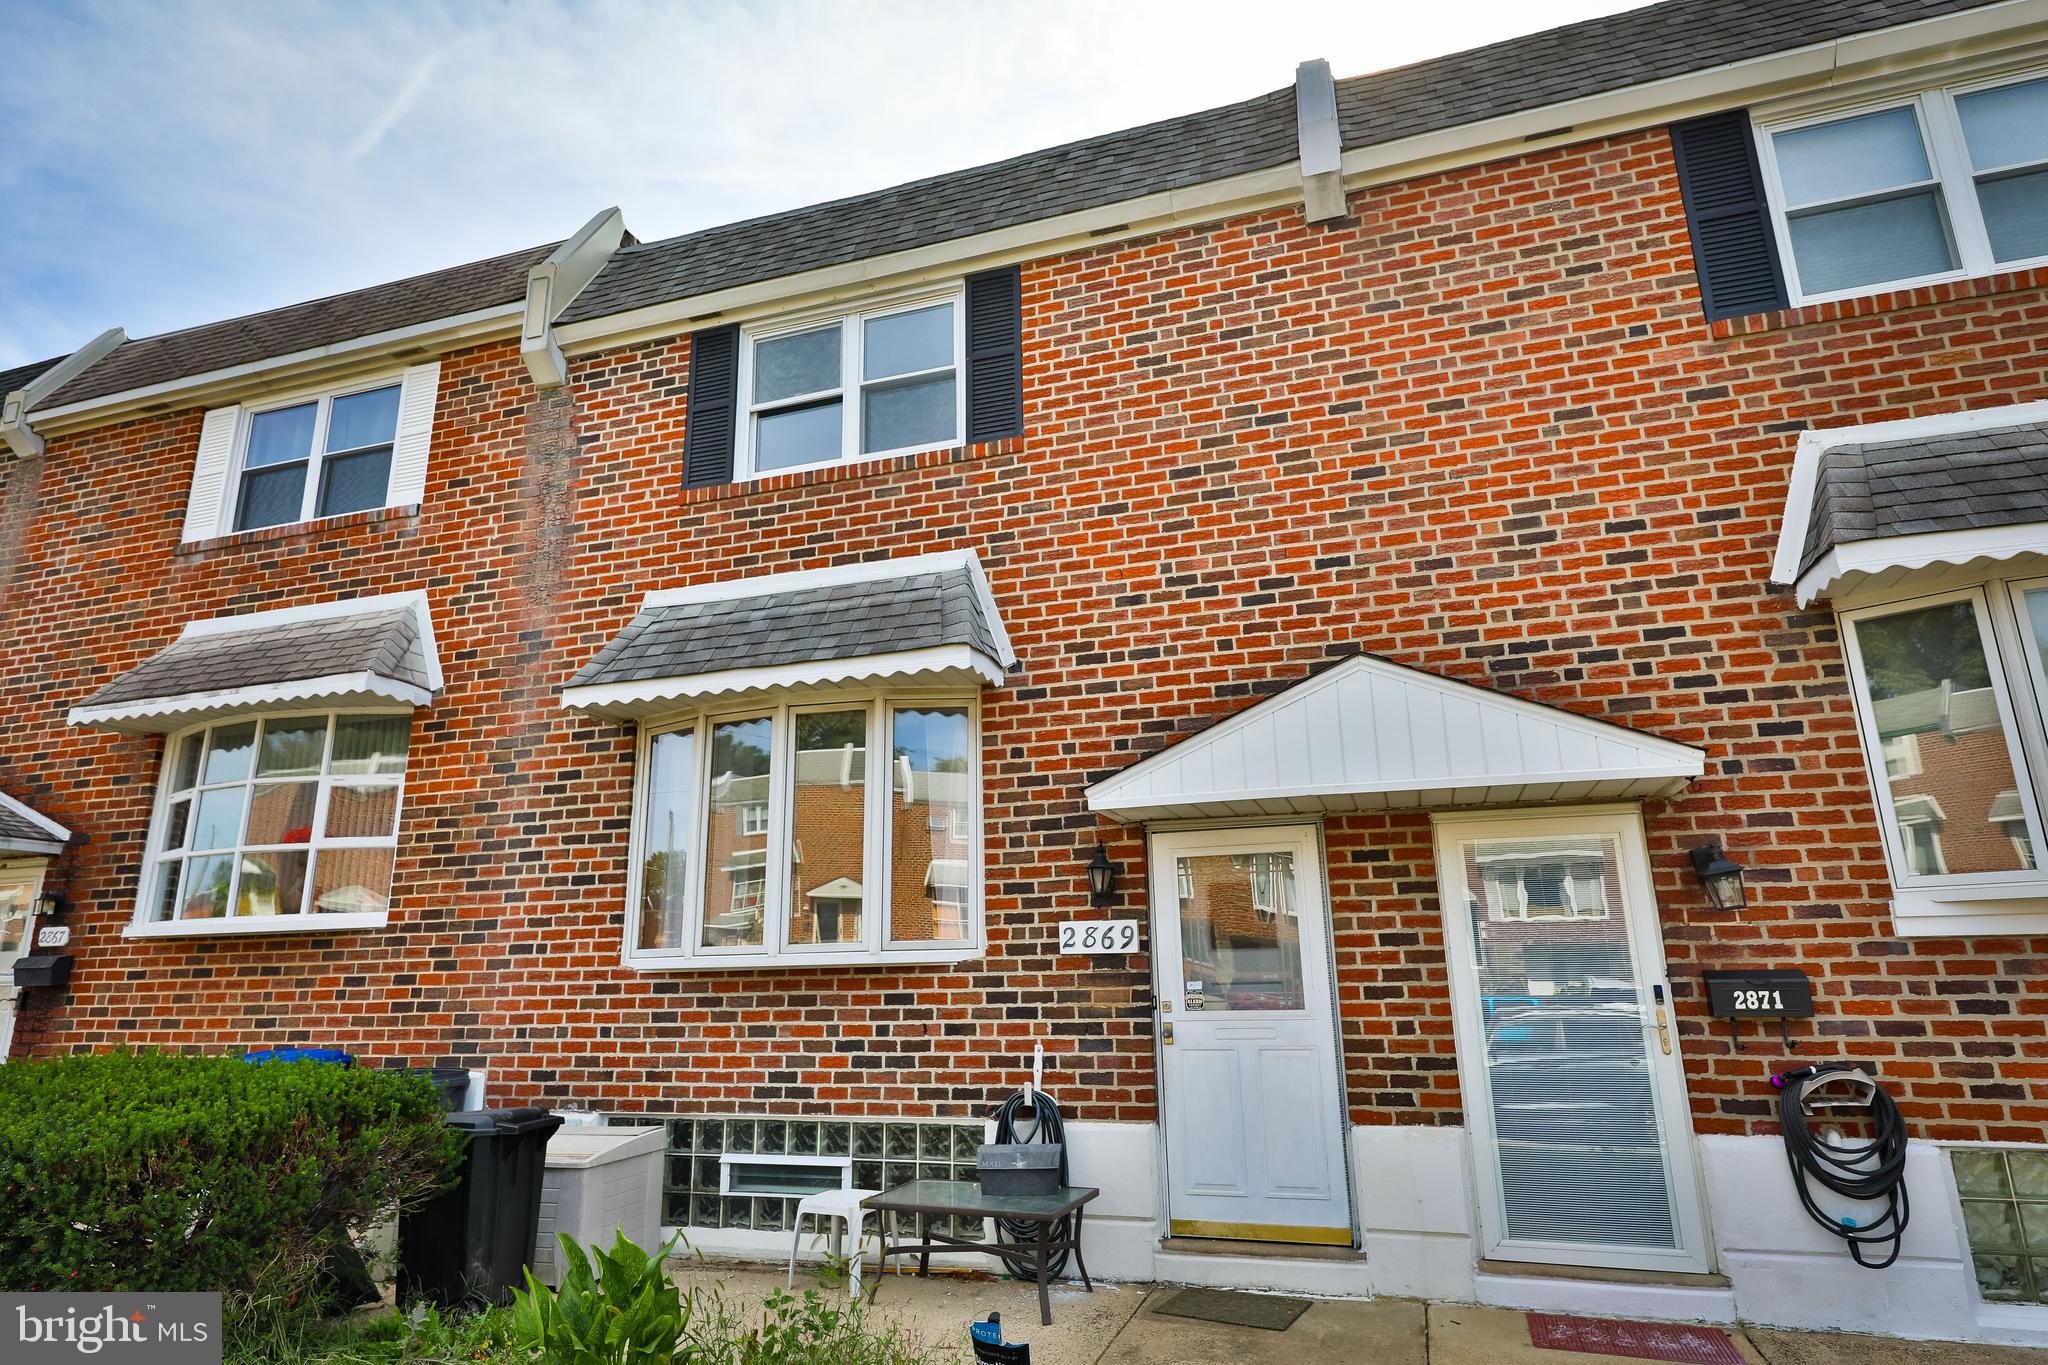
left=225, top=1303, right=525, bottom=1365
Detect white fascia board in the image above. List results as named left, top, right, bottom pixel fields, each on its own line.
left=561, top=646, right=1004, bottom=720
left=553, top=165, right=1305, bottom=355
left=0, top=790, right=70, bottom=844
left=639, top=549, right=1015, bottom=667
left=124, top=911, right=390, bottom=939
left=68, top=672, right=435, bottom=734
left=0, top=327, right=126, bottom=459
left=1774, top=399, right=2048, bottom=600
left=0, top=836, right=66, bottom=856
left=1086, top=770, right=1697, bottom=818
left=524, top=206, right=628, bottom=389
left=176, top=589, right=444, bottom=692
left=30, top=303, right=522, bottom=434
left=1339, top=0, right=2048, bottom=191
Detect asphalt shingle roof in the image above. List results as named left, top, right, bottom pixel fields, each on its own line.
left=1800, top=420, right=2048, bottom=574
left=0, top=355, right=66, bottom=398
left=0, top=790, right=66, bottom=850
left=81, top=607, right=432, bottom=710
left=562, top=0, right=2000, bottom=326
left=45, top=243, right=559, bottom=409
left=569, top=566, right=1003, bottom=689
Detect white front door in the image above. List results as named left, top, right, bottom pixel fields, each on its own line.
left=1433, top=808, right=1710, bottom=1273
left=1150, top=825, right=1351, bottom=1245
left=0, top=869, right=43, bottom=1062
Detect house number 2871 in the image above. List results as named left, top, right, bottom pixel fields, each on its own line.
left=1057, top=920, right=1138, bottom=954
left=1732, top=988, right=1784, bottom=1011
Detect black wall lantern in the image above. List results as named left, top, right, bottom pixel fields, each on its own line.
left=1689, top=843, right=1748, bottom=912
left=1086, top=844, right=1121, bottom=909
left=33, top=891, right=68, bottom=920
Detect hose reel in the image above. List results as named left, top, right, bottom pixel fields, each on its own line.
left=1774, top=1063, right=1911, bottom=1270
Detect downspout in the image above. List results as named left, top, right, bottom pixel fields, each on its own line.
left=522, top=207, right=630, bottom=388
left=1294, top=58, right=1346, bottom=224
left=0, top=327, right=125, bottom=459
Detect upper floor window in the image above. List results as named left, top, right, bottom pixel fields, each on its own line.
left=1761, top=71, right=2048, bottom=303
left=236, top=383, right=401, bottom=532
left=630, top=691, right=981, bottom=968
left=140, top=711, right=410, bottom=931
left=738, top=293, right=963, bottom=478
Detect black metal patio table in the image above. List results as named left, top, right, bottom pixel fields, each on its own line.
left=863, top=1180, right=1099, bottom=1326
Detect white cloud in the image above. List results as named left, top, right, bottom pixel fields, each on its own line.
left=0, top=0, right=1650, bottom=367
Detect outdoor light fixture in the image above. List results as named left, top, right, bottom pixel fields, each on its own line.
left=33, top=891, right=67, bottom=920
left=1689, top=843, right=1748, bottom=912
left=1086, top=843, right=1121, bottom=909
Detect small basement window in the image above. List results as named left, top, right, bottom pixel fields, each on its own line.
left=719, top=1154, right=851, bottom=1198
left=1953, top=1148, right=2048, bottom=1302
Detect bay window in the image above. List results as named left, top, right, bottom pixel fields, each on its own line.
left=629, top=692, right=981, bottom=967
left=139, top=711, right=409, bottom=931
left=738, top=292, right=963, bottom=478
left=1841, top=581, right=2048, bottom=921
left=1761, top=70, right=2048, bottom=303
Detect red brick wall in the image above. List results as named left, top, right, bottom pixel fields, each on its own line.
left=7, top=121, right=2048, bottom=1141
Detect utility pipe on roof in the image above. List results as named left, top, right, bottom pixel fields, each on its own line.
left=523, top=206, right=630, bottom=388
left=0, top=327, right=126, bottom=459
left=1294, top=58, right=1345, bottom=223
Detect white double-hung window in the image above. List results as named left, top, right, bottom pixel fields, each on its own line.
left=1759, top=69, right=2048, bottom=303
left=629, top=691, right=982, bottom=967
left=738, top=292, right=964, bottom=478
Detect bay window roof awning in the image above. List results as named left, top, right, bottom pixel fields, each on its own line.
left=561, top=551, right=1014, bottom=721
left=0, top=788, right=70, bottom=855
left=67, top=593, right=442, bottom=735
left=1772, top=403, right=2048, bottom=605
left=1086, top=654, right=1704, bottom=822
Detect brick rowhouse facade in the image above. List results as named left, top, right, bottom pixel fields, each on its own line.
left=8, top=116, right=2048, bottom=1151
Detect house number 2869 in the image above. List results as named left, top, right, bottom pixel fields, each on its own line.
left=1733, top=989, right=1784, bottom=1011
left=1057, top=920, right=1138, bottom=954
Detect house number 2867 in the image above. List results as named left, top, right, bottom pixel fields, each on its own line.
left=1733, top=989, right=1784, bottom=1011
left=1058, top=920, right=1138, bottom=954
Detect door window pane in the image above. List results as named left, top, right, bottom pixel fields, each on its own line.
left=703, top=717, right=772, bottom=948
left=0, top=885, right=32, bottom=968
left=1174, top=852, right=1305, bottom=1011
left=753, top=326, right=840, bottom=403
left=862, top=374, right=956, bottom=454
left=1855, top=599, right=2036, bottom=876
left=1787, top=191, right=1955, bottom=294
left=641, top=729, right=696, bottom=951
left=1957, top=77, right=2048, bottom=172
left=755, top=401, right=842, bottom=471
left=788, top=710, right=867, bottom=947
left=1457, top=832, right=1678, bottom=1250
left=325, top=385, right=401, bottom=451
left=1775, top=107, right=1933, bottom=205
left=1976, top=168, right=2048, bottom=265
left=863, top=303, right=953, bottom=380
left=889, top=707, right=971, bottom=943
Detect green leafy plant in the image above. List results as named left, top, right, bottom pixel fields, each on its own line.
left=0, top=1049, right=461, bottom=1332
left=687, top=1261, right=942, bottom=1365
left=512, top=1230, right=693, bottom=1365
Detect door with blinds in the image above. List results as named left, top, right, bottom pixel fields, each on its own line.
left=1433, top=808, right=1710, bottom=1274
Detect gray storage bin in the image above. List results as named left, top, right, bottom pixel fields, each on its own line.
left=976, top=1142, right=1061, bottom=1197
left=531, top=1125, right=667, bottom=1286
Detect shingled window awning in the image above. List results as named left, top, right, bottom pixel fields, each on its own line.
left=67, top=594, right=443, bottom=735
left=1773, top=404, right=2048, bottom=604
left=0, top=788, right=70, bottom=856
left=560, top=552, right=1014, bottom=721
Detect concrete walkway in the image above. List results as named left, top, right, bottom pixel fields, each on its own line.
left=674, top=1261, right=2048, bottom=1364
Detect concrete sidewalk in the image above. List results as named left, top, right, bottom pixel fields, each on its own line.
left=673, top=1261, right=2048, bottom=1364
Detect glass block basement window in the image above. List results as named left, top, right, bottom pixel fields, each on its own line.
left=1952, top=1148, right=2048, bottom=1301
left=654, top=1115, right=987, bottom=1238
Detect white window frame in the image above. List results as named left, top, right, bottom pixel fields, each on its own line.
left=1838, top=583, right=2048, bottom=925
left=734, top=287, right=967, bottom=482
left=1757, top=67, right=2048, bottom=306
left=128, top=708, right=410, bottom=939
left=230, top=375, right=406, bottom=534
left=623, top=687, right=984, bottom=970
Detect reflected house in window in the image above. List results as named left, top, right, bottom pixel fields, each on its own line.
left=1871, top=680, right=2031, bottom=877
left=1175, top=853, right=1305, bottom=1011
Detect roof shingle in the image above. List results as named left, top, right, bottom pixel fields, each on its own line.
left=0, top=355, right=66, bottom=398
left=81, top=607, right=432, bottom=711
left=1800, top=420, right=2048, bottom=573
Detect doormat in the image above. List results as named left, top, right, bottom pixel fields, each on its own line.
left=1152, top=1287, right=1311, bottom=1332
left=1527, top=1313, right=1745, bottom=1365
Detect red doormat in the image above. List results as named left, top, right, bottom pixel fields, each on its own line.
left=1527, top=1313, right=1746, bottom=1364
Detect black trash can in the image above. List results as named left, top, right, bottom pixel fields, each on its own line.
left=409, top=1065, right=471, bottom=1113
left=398, top=1106, right=563, bottom=1307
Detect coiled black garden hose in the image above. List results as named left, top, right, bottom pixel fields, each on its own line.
left=1774, top=1063, right=1911, bottom=1270
left=988, top=1088, right=1071, bottom=1280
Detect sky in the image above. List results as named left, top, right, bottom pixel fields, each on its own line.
left=0, top=0, right=1652, bottom=370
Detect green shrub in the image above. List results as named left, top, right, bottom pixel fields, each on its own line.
left=512, top=1230, right=692, bottom=1365
left=0, top=1049, right=461, bottom=1327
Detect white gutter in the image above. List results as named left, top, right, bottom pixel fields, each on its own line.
left=523, top=206, right=629, bottom=388
left=0, top=327, right=125, bottom=458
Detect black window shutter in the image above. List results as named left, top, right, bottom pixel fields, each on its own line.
left=964, top=266, right=1023, bottom=444
left=1669, top=110, right=1789, bottom=322
left=682, top=323, right=740, bottom=488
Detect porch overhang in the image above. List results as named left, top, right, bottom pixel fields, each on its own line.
left=0, top=788, right=70, bottom=856
left=560, top=552, right=1014, bottom=722
left=66, top=592, right=442, bottom=735
left=1086, top=654, right=1704, bottom=823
